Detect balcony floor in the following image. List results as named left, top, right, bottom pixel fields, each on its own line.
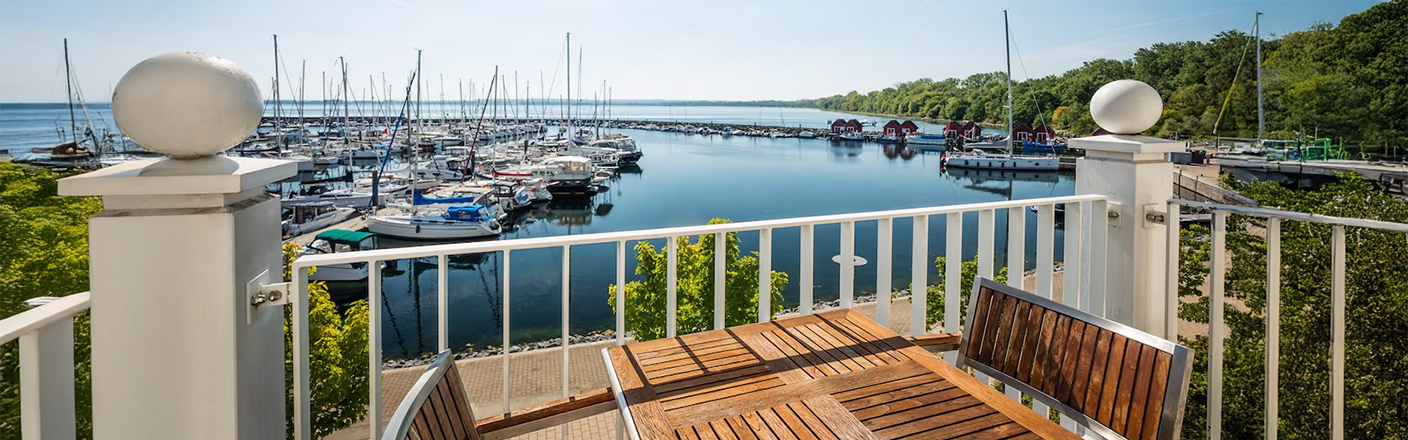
left=332, top=273, right=1075, bottom=439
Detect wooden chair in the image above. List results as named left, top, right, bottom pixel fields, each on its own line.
left=957, top=278, right=1193, bottom=440
left=382, top=350, right=617, bottom=440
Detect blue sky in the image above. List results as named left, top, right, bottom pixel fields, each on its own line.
left=0, top=0, right=1383, bottom=103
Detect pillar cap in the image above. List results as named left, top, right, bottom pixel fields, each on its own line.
left=59, top=156, right=294, bottom=197
left=112, top=52, right=263, bottom=159
left=1069, top=134, right=1186, bottom=155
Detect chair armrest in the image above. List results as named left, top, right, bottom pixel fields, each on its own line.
left=475, top=388, right=618, bottom=440
left=908, top=332, right=962, bottom=352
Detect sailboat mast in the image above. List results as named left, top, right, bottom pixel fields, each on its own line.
left=1256, top=12, right=1264, bottom=144
left=273, top=35, right=282, bottom=147
left=1004, top=10, right=1013, bottom=155
left=563, top=32, right=568, bottom=134
left=340, top=57, right=349, bottom=135
left=64, top=39, right=77, bottom=143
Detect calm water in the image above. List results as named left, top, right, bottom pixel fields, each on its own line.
left=0, top=103, right=1002, bottom=157
left=1, top=103, right=1056, bottom=359
left=373, top=129, right=1071, bottom=359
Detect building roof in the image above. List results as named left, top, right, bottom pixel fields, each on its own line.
left=883, top=120, right=901, bottom=128
left=900, top=121, right=919, bottom=129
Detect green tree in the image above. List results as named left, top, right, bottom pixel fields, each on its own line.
left=608, top=219, right=789, bottom=341
left=924, top=256, right=1009, bottom=331
left=0, top=163, right=100, bottom=439
left=1177, top=173, right=1408, bottom=439
left=282, top=243, right=371, bottom=439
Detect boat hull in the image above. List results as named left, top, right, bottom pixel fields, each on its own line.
left=944, top=155, right=1060, bottom=171
left=366, top=215, right=502, bottom=240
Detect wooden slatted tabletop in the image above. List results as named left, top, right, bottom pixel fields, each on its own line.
left=604, top=309, right=1080, bottom=440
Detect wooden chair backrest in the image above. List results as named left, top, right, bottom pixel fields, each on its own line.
left=382, top=350, right=481, bottom=440
left=956, top=278, right=1193, bottom=440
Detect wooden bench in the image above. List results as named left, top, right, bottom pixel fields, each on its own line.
left=382, top=350, right=618, bottom=440
left=958, top=277, right=1193, bottom=440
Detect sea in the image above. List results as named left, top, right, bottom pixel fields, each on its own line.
left=0, top=103, right=1061, bottom=360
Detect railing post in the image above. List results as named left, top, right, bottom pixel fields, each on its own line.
left=19, top=317, right=76, bottom=440
left=58, top=53, right=294, bottom=440
left=1071, top=80, right=1185, bottom=333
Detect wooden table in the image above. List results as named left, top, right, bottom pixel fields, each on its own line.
left=603, top=309, right=1079, bottom=440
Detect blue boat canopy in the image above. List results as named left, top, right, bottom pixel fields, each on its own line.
left=444, top=205, right=488, bottom=221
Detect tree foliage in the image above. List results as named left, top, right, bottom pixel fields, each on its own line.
left=282, top=243, right=371, bottom=439
left=813, top=1, right=1407, bottom=151
left=0, top=163, right=100, bottom=440
left=608, top=219, right=789, bottom=341
left=1177, top=173, right=1408, bottom=439
left=925, top=257, right=1009, bottom=331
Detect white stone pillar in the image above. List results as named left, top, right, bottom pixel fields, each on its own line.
left=1072, top=80, right=1185, bottom=336
left=59, top=53, right=296, bottom=440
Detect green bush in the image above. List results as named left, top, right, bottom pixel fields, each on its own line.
left=609, top=218, right=789, bottom=341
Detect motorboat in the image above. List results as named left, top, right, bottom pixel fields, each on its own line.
left=797, top=131, right=816, bottom=139
left=300, top=229, right=376, bottom=282
left=367, top=204, right=502, bottom=240
left=281, top=188, right=389, bottom=208
left=281, top=202, right=358, bottom=237
left=839, top=132, right=865, bottom=141
left=905, top=132, right=947, bottom=146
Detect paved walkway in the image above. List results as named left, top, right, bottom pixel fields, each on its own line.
left=329, top=273, right=1077, bottom=439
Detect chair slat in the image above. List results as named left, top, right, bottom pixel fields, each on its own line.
left=1041, top=316, right=1071, bottom=396
left=989, top=295, right=1020, bottom=368
left=1056, top=320, right=1087, bottom=403
left=1028, top=309, right=1058, bottom=390
left=1140, top=352, right=1174, bottom=440
left=1110, top=338, right=1144, bottom=434
left=1082, top=329, right=1115, bottom=420
left=1069, top=324, right=1101, bottom=412
left=1014, top=305, right=1047, bottom=382
left=1097, top=334, right=1128, bottom=426
left=966, top=289, right=997, bottom=360
left=1003, top=301, right=1034, bottom=377
left=1124, top=344, right=1159, bottom=438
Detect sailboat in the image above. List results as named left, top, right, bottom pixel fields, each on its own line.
left=367, top=56, right=504, bottom=241
left=32, top=39, right=96, bottom=163
left=944, top=11, right=1059, bottom=172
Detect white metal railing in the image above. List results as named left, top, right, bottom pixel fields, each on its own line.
left=1166, top=199, right=1408, bottom=440
left=289, top=194, right=1110, bottom=440
left=0, top=292, right=91, bottom=440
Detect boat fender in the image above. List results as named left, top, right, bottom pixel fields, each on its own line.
left=416, top=225, right=421, bottom=233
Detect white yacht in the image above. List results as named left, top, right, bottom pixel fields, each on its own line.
left=367, top=205, right=502, bottom=240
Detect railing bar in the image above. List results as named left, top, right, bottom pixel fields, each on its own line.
left=1331, top=224, right=1345, bottom=440
left=876, top=219, right=892, bottom=328
left=714, top=232, right=725, bottom=330
left=295, top=195, right=1112, bottom=266
left=1266, top=218, right=1280, bottom=440
left=438, top=255, right=448, bottom=352
left=502, top=251, right=512, bottom=414
left=19, top=316, right=75, bottom=440
left=1171, top=199, right=1408, bottom=232
left=294, top=269, right=310, bottom=440
left=0, top=293, right=90, bottom=345
left=617, top=240, right=627, bottom=344
left=368, top=259, right=383, bottom=440
left=1036, top=204, right=1055, bottom=299
left=1006, top=207, right=1024, bottom=290
left=667, top=236, right=678, bottom=338
left=977, top=209, right=995, bottom=279
left=944, top=213, right=962, bottom=348
left=1090, top=199, right=1108, bottom=318
left=1209, top=211, right=1227, bottom=440
left=1064, top=202, right=1083, bottom=310
left=909, top=216, right=928, bottom=336
left=840, top=221, right=855, bottom=309
left=1166, top=201, right=1181, bottom=339
left=758, top=228, right=773, bottom=323
left=559, top=247, right=567, bottom=440
left=801, top=225, right=815, bottom=315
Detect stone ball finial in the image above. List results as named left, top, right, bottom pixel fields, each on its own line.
left=1089, top=79, right=1162, bottom=135
left=112, top=52, right=262, bottom=159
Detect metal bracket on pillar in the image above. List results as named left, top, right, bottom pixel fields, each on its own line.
left=246, top=269, right=291, bottom=325
left=1106, top=201, right=1123, bottom=228
left=1144, top=203, right=1167, bottom=228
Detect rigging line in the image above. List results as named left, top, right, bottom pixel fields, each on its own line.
left=544, top=36, right=567, bottom=113
left=1213, top=22, right=1257, bottom=136
left=1007, top=27, right=1047, bottom=128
